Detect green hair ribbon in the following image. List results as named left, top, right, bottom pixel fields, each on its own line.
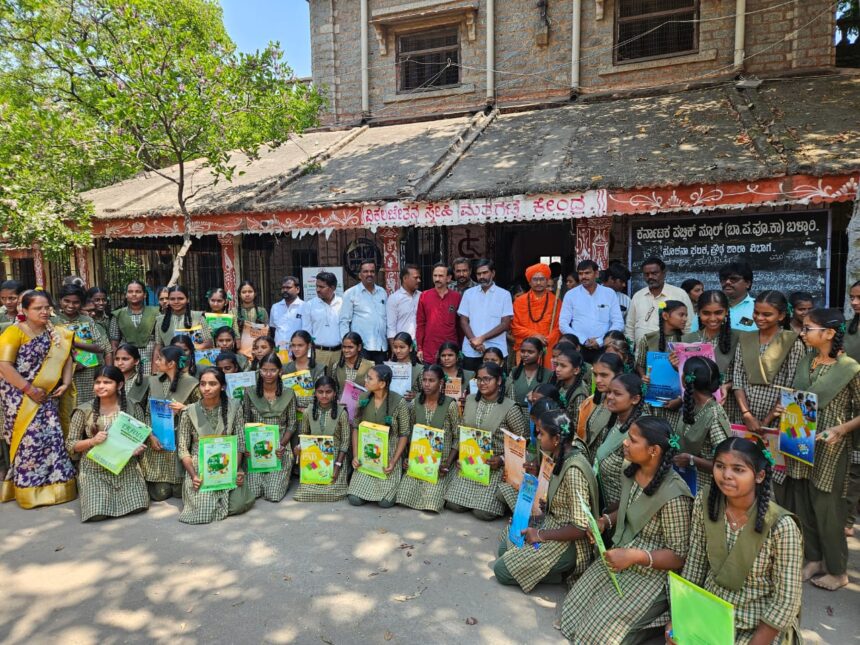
left=668, top=434, right=680, bottom=450
left=762, top=449, right=775, bottom=467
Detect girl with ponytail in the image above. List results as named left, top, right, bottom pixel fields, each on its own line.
left=204, top=287, right=239, bottom=337
left=493, top=409, right=600, bottom=593
left=109, top=280, right=159, bottom=377
left=236, top=280, right=268, bottom=334
left=668, top=437, right=803, bottom=644
left=581, top=353, right=625, bottom=462
left=140, top=346, right=201, bottom=502
left=444, top=362, right=529, bottom=520
left=178, top=367, right=254, bottom=524
left=243, top=353, right=297, bottom=503
left=592, top=373, right=647, bottom=508
left=436, top=341, right=473, bottom=402
left=561, top=416, right=693, bottom=643
left=674, top=356, right=730, bottom=494
left=170, top=334, right=197, bottom=378
left=283, top=330, right=325, bottom=410
left=67, top=366, right=149, bottom=522
left=347, top=364, right=412, bottom=508
left=634, top=300, right=686, bottom=376
left=335, top=332, right=373, bottom=389
left=154, top=285, right=211, bottom=353
left=602, top=330, right=636, bottom=375
left=733, top=290, right=806, bottom=434
left=294, top=376, right=351, bottom=503
left=780, top=307, right=860, bottom=591
left=550, top=345, right=589, bottom=431
left=214, top=327, right=249, bottom=371
left=388, top=331, right=423, bottom=402
left=508, top=337, right=548, bottom=408
left=113, top=343, right=149, bottom=408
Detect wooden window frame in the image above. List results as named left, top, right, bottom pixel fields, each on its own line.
left=614, top=0, right=700, bottom=66
left=396, top=26, right=461, bottom=94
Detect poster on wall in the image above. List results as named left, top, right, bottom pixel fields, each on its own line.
left=301, top=267, right=345, bottom=299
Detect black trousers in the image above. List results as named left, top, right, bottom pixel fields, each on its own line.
left=363, top=349, right=388, bottom=365
left=462, top=356, right=483, bottom=372
left=580, top=346, right=604, bottom=364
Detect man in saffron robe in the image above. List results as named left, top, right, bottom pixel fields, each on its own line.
left=511, top=263, right=560, bottom=367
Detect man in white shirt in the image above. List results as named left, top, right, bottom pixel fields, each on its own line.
left=458, top=259, right=513, bottom=372
left=339, top=260, right=388, bottom=364
left=560, top=260, right=624, bottom=363
left=386, top=264, right=421, bottom=344
left=270, top=275, right=304, bottom=350
left=301, top=271, right=344, bottom=372
left=624, top=257, right=694, bottom=344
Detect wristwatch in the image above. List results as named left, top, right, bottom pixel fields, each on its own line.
left=334, top=461, right=343, bottom=467
left=688, top=454, right=695, bottom=468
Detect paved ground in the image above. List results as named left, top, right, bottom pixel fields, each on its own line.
left=0, top=496, right=857, bottom=644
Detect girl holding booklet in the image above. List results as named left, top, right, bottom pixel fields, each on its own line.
left=561, top=416, right=693, bottom=643
left=178, top=367, right=254, bottom=524
left=396, top=365, right=460, bottom=513
left=334, top=332, right=373, bottom=390
left=444, top=362, right=528, bottom=520
left=635, top=300, right=687, bottom=376
left=243, top=353, right=298, bottom=503
left=732, top=291, right=807, bottom=434
left=551, top=345, right=589, bottom=431
left=236, top=280, right=268, bottom=335
left=436, top=341, right=473, bottom=401
left=388, top=332, right=423, bottom=401
left=494, top=409, right=598, bottom=592
left=593, top=373, right=646, bottom=509
left=109, top=280, right=159, bottom=376
left=506, top=336, right=549, bottom=410
left=67, top=366, right=149, bottom=522
left=154, top=286, right=211, bottom=352
left=294, top=376, right=351, bottom=502
left=581, top=353, right=625, bottom=463
left=667, top=437, right=803, bottom=645
left=204, top=287, right=239, bottom=336
left=283, top=330, right=325, bottom=410
left=781, top=308, right=860, bottom=592
left=139, top=345, right=200, bottom=501
left=214, top=328, right=250, bottom=371
left=347, top=364, right=412, bottom=508
left=113, top=344, right=150, bottom=408
left=674, top=356, right=731, bottom=494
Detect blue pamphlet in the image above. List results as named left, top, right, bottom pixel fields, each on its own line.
left=509, top=473, right=539, bottom=548
left=674, top=465, right=697, bottom=496
left=645, top=351, right=681, bottom=407
left=149, top=398, right=175, bottom=451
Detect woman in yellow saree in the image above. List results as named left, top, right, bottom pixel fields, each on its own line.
left=0, top=290, right=77, bottom=509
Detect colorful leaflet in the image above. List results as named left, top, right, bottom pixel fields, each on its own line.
left=67, top=322, right=99, bottom=367
left=239, top=322, right=269, bottom=358
left=299, top=434, right=336, bottom=485
left=670, top=341, right=722, bottom=402
left=149, top=398, right=175, bottom=451
left=86, top=412, right=152, bottom=475
left=339, top=381, right=367, bottom=424
left=282, top=370, right=314, bottom=398
left=357, top=422, right=389, bottom=480
left=502, top=429, right=527, bottom=491
left=175, top=324, right=207, bottom=350
left=225, top=371, right=256, bottom=400
left=406, top=424, right=444, bottom=484
left=204, top=313, right=234, bottom=333
left=198, top=434, right=238, bottom=492
left=779, top=389, right=817, bottom=466
left=194, top=349, right=220, bottom=368
left=578, top=492, right=623, bottom=597
left=385, top=361, right=413, bottom=396
left=644, top=351, right=681, bottom=407
left=509, top=473, right=538, bottom=548
left=244, top=424, right=280, bottom=473
left=533, top=453, right=554, bottom=515
left=443, top=376, right=462, bottom=399
left=729, top=424, right=784, bottom=469
left=668, top=572, right=734, bottom=644
left=458, top=425, right=492, bottom=486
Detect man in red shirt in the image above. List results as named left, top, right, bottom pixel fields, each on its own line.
left=416, top=263, right=462, bottom=364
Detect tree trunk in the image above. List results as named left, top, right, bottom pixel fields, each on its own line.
left=844, top=183, right=860, bottom=316
left=167, top=201, right=194, bottom=288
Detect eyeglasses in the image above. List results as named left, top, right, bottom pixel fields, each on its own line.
left=800, top=326, right=828, bottom=334
left=720, top=275, right=745, bottom=284
left=476, top=376, right=496, bottom=383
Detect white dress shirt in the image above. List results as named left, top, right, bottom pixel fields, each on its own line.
left=457, top=283, right=514, bottom=358
left=339, top=283, right=388, bottom=351
left=624, top=283, right=694, bottom=343
left=270, top=297, right=304, bottom=348
left=386, top=287, right=421, bottom=339
left=559, top=284, right=624, bottom=345
left=301, top=295, right=343, bottom=347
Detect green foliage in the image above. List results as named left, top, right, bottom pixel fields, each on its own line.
left=0, top=0, right=325, bottom=253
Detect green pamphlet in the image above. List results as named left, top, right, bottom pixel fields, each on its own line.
left=86, top=412, right=152, bottom=475
left=669, top=571, right=734, bottom=645
left=244, top=423, right=281, bottom=473
left=198, top=434, right=238, bottom=492
left=578, top=492, right=623, bottom=597
left=204, top=313, right=234, bottom=332
left=357, top=421, right=389, bottom=480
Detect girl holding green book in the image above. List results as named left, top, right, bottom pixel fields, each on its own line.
left=396, top=365, right=459, bottom=513
left=494, top=408, right=598, bottom=592
left=667, top=437, right=803, bottom=645
left=178, top=367, right=254, bottom=524
left=561, top=416, right=693, bottom=643
left=67, top=366, right=149, bottom=522
left=444, top=362, right=528, bottom=521
left=780, top=308, right=860, bottom=592
left=294, top=376, right=351, bottom=503
left=204, top=287, right=239, bottom=336
left=243, top=353, right=298, bottom=503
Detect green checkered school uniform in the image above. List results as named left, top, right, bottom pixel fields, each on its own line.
left=237, top=306, right=268, bottom=335
left=673, top=398, right=731, bottom=494
left=682, top=493, right=803, bottom=645
left=347, top=393, right=412, bottom=504
left=154, top=310, right=212, bottom=348
left=66, top=402, right=149, bottom=522
left=682, top=329, right=741, bottom=423
left=242, top=387, right=298, bottom=502
left=558, top=377, right=590, bottom=431
left=505, top=366, right=550, bottom=408
left=584, top=402, right=612, bottom=464
left=635, top=330, right=682, bottom=424
left=110, top=306, right=159, bottom=376
left=178, top=399, right=255, bottom=524
left=561, top=471, right=693, bottom=644
left=594, top=422, right=627, bottom=509
left=283, top=361, right=325, bottom=409
left=294, top=404, right=351, bottom=502
left=54, top=312, right=112, bottom=405
left=123, top=370, right=150, bottom=409
left=334, top=358, right=373, bottom=391
left=396, top=396, right=459, bottom=512
left=139, top=374, right=200, bottom=486
left=444, top=396, right=528, bottom=517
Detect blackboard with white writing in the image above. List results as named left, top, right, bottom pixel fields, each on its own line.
left=629, top=212, right=829, bottom=305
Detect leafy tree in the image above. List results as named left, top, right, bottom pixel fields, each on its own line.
left=0, top=0, right=324, bottom=279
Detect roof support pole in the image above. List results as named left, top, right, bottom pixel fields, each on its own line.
left=360, top=0, right=370, bottom=115
left=734, top=0, right=746, bottom=70
left=571, top=0, right=582, bottom=91
left=486, top=0, right=495, bottom=102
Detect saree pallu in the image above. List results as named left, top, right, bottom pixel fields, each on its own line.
left=0, top=327, right=77, bottom=508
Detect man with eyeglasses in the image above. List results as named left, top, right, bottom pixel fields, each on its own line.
left=718, top=261, right=756, bottom=331
left=625, top=257, right=694, bottom=344
left=511, top=262, right=561, bottom=367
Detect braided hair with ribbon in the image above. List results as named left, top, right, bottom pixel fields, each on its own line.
left=536, top=408, right=576, bottom=477
left=622, top=415, right=679, bottom=496
left=707, top=436, right=773, bottom=534
left=681, top=356, right=721, bottom=425
left=806, top=308, right=847, bottom=359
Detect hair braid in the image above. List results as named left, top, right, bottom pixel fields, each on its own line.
left=719, top=314, right=732, bottom=355
left=184, top=308, right=192, bottom=330
left=830, top=326, right=845, bottom=359
left=160, top=311, right=172, bottom=333
left=134, top=365, right=143, bottom=387
left=850, top=312, right=860, bottom=335
left=536, top=365, right=547, bottom=383
left=90, top=395, right=101, bottom=438
left=119, top=388, right=129, bottom=414
left=497, top=373, right=506, bottom=403
left=643, top=442, right=677, bottom=496
left=169, top=368, right=180, bottom=394
left=682, top=381, right=696, bottom=425
left=707, top=478, right=723, bottom=523
left=255, top=370, right=264, bottom=398
left=220, top=390, right=229, bottom=431
left=658, top=314, right=667, bottom=353
left=311, top=395, right=320, bottom=421
left=619, top=399, right=644, bottom=435
left=187, top=351, right=197, bottom=377
left=755, top=466, right=773, bottom=533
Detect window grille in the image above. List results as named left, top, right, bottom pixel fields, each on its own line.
left=615, top=0, right=698, bottom=64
